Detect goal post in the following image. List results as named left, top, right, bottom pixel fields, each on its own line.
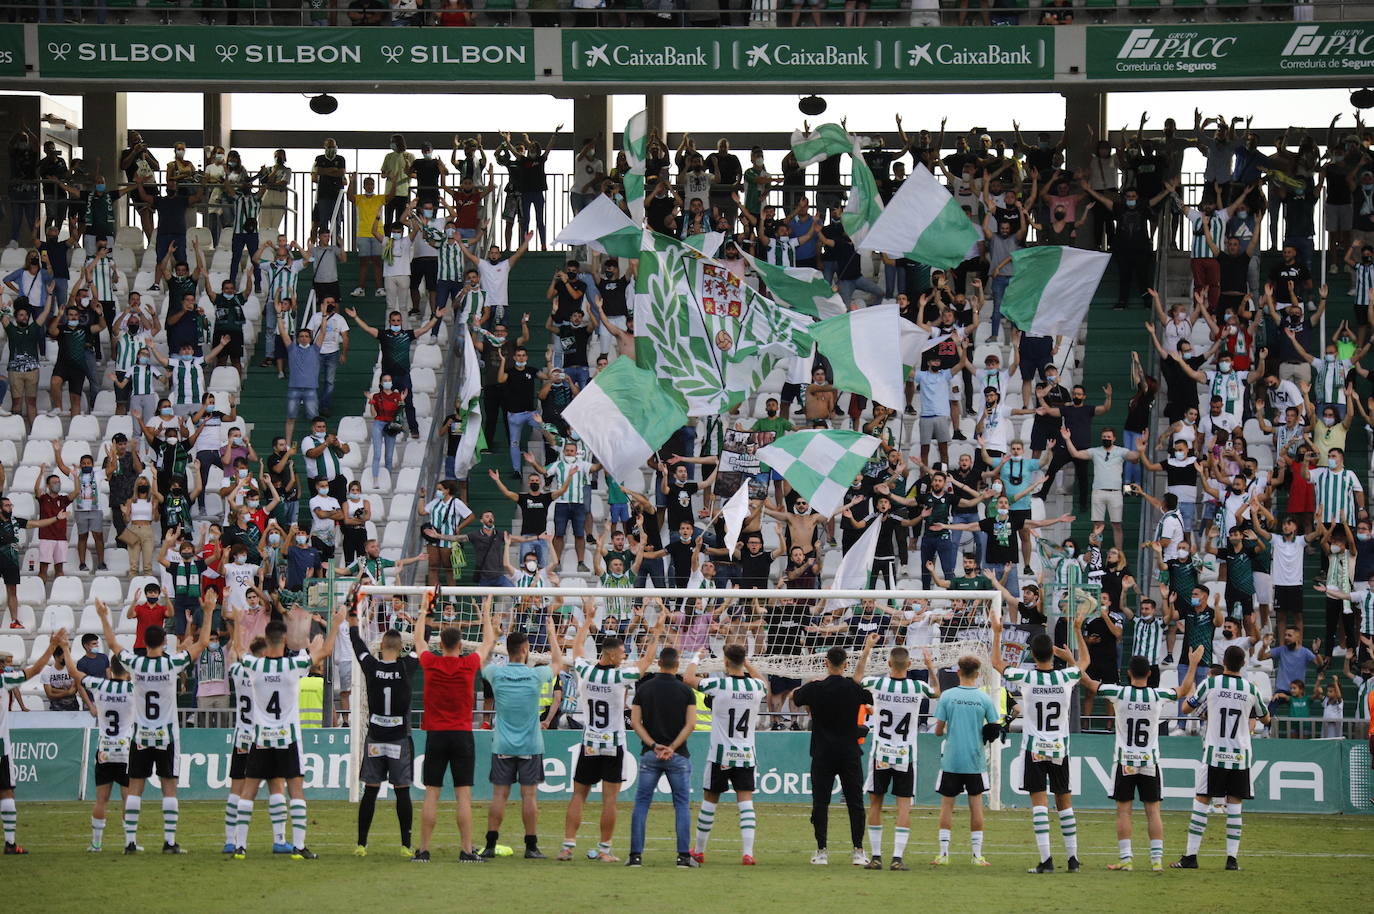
left=346, top=585, right=1005, bottom=807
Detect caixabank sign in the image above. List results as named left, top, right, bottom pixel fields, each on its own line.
left=561, top=28, right=1054, bottom=83
left=1088, top=22, right=1374, bottom=79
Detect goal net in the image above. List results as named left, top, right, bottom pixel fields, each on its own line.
left=344, top=585, right=1006, bottom=802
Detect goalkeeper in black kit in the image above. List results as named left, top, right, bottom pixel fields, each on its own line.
left=351, top=610, right=420, bottom=857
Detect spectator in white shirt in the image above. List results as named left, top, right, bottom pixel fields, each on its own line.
left=305, top=297, right=350, bottom=417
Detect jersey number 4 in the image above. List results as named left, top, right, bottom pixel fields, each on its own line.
left=877, top=708, right=911, bottom=741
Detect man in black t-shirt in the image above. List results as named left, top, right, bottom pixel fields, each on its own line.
left=596, top=260, right=630, bottom=356
left=311, top=140, right=347, bottom=240
left=489, top=469, right=563, bottom=570
left=792, top=645, right=872, bottom=865
left=497, top=346, right=540, bottom=480
left=627, top=648, right=698, bottom=867
left=546, top=263, right=586, bottom=324
left=1268, top=245, right=1313, bottom=306
left=1036, top=383, right=1111, bottom=512
left=554, top=310, right=595, bottom=391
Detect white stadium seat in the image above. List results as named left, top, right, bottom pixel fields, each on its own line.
left=38, top=604, right=75, bottom=634
left=49, top=576, right=86, bottom=606
left=0, top=634, right=26, bottom=665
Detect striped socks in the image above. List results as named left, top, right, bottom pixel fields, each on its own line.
left=162, top=798, right=179, bottom=845
left=1058, top=807, right=1078, bottom=858
left=738, top=801, right=756, bottom=857
left=269, top=793, right=287, bottom=846
left=1185, top=800, right=1210, bottom=856
left=236, top=798, right=254, bottom=849
left=224, top=795, right=239, bottom=845
left=695, top=800, right=717, bottom=853
left=1031, top=805, right=1051, bottom=860
left=0, top=797, right=15, bottom=844
left=91, top=816, right=105, bottom=850
left=1225, top=803, right=1243, bottom=858
left=290, top=798, right=308, bottom=850
left=893, top=826, right=909, bottom=859
left=123, top=795, right=141, bottom=846
left=1150, top=838, right=1164, bottom=865
left=868, top=825, right=883, bottom=858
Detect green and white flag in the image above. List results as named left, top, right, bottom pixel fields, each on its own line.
left=683, top=231, right=725, bottom=257
left=858, top=163, right=981, bottom=270
left=452, top=326, right=486, bottom=478
left=825, top=518, right=881, bottom=612
left=805, top=303, right=904, bottom=409
left=553, top=194, right=640, bottom=259
left=756, top=430, right=880, bottom=517
left=623, top=109, right=649, bottom=225
left=742, top=251, right=845, bottom=319
left=790, top=123, right=883, bottom=244
left=635, top=231, right=813, bottom=416
left=1000, top=246, right=1110, bottom=337
left=563, top=357, right=687, bottom=488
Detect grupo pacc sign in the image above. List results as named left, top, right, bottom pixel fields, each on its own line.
left=561, top=27, right=1054, bottom=83
left=36, top=26, right=536, bottom=81
left=1087, top=22, right=1374, bottom=79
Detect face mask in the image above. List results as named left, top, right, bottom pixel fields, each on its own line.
left=1045, top=374, right=1058, bottom=385
left=349, top=493, right=362, bottom=502
left=996, top=507, right=1009, bottom=517
left=1323, top=416, right=1337, bottom=427
left=1236, top=209, right=1247, bottom=217
left=1359, top=533, right=1371, bottom=542
left=246, top=500, right=259, bottom=509
left=524, top=560, right=538, bottom=572
left=95, top=183, right=106, bottom=192
left=1328, top=457, right=1339, bottom=470
left=1174, top=449, right=1187, bottom=459
left=317, top=487, right=329, bottom=497
left=389, top=323, right=402, bottom=331
left=1190, top=596, right=1201, bottom=607
left=67, top=318, right=79, bottom=327
left=138, top=356, right=150, bottom=365
left=175, top=150, right=185, bottom=160
left=180, top=550, right=195, bottom=561
left=47, top=482, right=59, bottom=493
left=324, top=146, right=336, bottom=156
left=234, top=555, right=246, bottom=565
left=1218, top=360, right=1232, bottom=373
left=422, top=151, right=433, bottom=160
left=237, top=468, right=249, bottom=479
left=382, top=381, right=393, bottom=391
left=421, top=209, right=433, bottom=219
left=1332, top=544, right=1345, bottom=554
left=1324, top=353, right=1336, bottom=362
left=1125, top=199, right=1137, bottom=208
left=1101, top=437, right=1112, bottom=447
left=390, top=232, right=401, bottom=240
left=514, top=360, right=527, bottom=369
left=295, top=535, right=309, bottom=546
left=991, top=481, right=1003, bottom=493
left=482, top=520, right=494, bottom=531
left=267, top=534, right=281, bottom=546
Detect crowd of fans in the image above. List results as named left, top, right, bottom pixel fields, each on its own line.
left=1, top=107, right=1372, bottom=737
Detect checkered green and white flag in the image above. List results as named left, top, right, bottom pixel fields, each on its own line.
left=789, top=123, right=883, bottom=244
left=756, top=429, right=881, bottom=517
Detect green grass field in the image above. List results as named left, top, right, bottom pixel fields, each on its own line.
left=3, top=801, right=1371, bottom=910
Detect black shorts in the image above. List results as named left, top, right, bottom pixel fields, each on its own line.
left=490, top=754, right=544, bottom=787
left=1086, top=662, right=1119, bottom=685
left=0, top=558, right=19, bottom=588
left=55, top=360, right=86, bottom=391
left=865, top=763, right=915, bottom=799
left=129, top=741, right=179, bottom=781
left=706, top=763, right=756, bottom=796
left=410, top=257, right=438, bottom=292
left=1010, top=508, right=1032, bottom=528
left=1018, top=336, right=1052, bottom=380
left=0, top=754, right=13, bottom=791
left=768, top=674, right=802, bottom=695
left=1274, top=584, right=1304, bottom=617
left=936, top=771, right=986, bottom=797
left=1020, top=751, right=1071, bottom=795
left=230, top=746, right=251, bottom=781
left=311, top=281, right=341, bottom=304
left=421, top=730, right=475, bottom=788
left=114, top=370, right=132, bottom=405
left=246, top=744, right=303, bottom=781
left=217, top=332, right=244, bottom=361
left=1202, top=765, right=1252, bottom=801
left=1110, top=765, right=1162, bottom=803
left=573, top=746, right=625, bottom=785
left=95, top=761, right=130, bottom=788
left=1224, top=589, right=1254, bottom=618
left=360, top=737, right=415, bottom=787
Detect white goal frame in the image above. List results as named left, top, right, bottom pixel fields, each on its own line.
left=346, top=585, right=1005, bottom=806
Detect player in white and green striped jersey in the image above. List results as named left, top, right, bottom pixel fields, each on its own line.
left=83, top=245, right=120, bottom=302
left=682, top=644, right=768, bottom=865
left=991, top=611, right=1082, bottom=874
left=233, top=606, right=347, bottom=861
left=560, top=613, right=661, bottom=862
left=1076, top=606, right=1205, bottom=873
left=96, top=597, right=213, bottom=855
left=223, top=629, right=289, bottom=855
left=0, top=629, right=62, bottom=855
left=59, top=639, right=135, bottom=852
left=851, top=633, right=940, bottom=871
left=1175, top=644, right=1271, bottom=871
left=1124, top=597, right=1168, bottom=682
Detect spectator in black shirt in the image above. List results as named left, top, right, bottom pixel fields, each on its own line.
left=489, top=469, right=565, bottom=570
left=1082, top=182, right=1176, bottom=310
left=792, top=645, right=872, bottom=865
left=1036, top=383, right=1112, bottom=511
left=707, top=139, right=743, bottom=225
left=1267, top=244, right=1314, bottom=306
left=496, top=346, right=541, bottom=479
left=139, top=175, right=203, bottom=269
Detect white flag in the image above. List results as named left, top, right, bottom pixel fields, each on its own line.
left=825, top=517, right=881, bottom=613
left=720, top=482, right=752, bottom=561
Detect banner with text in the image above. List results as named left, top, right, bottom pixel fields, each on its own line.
left=999, top=733, right=1352, bottom=814
left=36, top=26, right=536, bottom=81
left=13, top=727, right=1366, bottom=812
left=0, top=26, right=23, bottom=77
left=1087, top=22, right=1374, bottom=80
left=562, top=28, right=1054, bottom=83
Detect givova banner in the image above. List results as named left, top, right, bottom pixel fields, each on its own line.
left=12, top=728, right=1369, bottom=813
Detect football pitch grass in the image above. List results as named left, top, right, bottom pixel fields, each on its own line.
left=5, top=801, right=1371, bottom=910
